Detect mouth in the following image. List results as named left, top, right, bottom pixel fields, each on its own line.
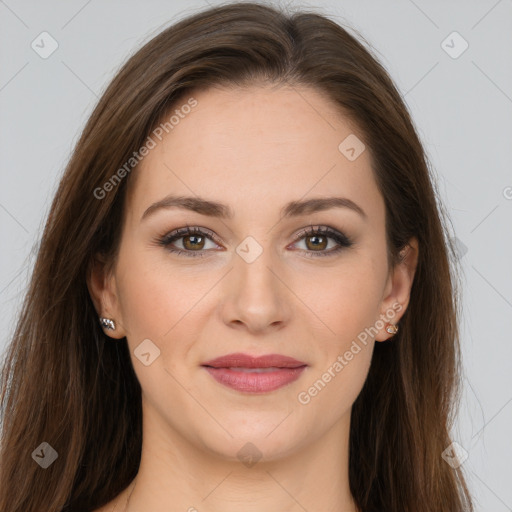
left=201, top=353, right=308, bottom=393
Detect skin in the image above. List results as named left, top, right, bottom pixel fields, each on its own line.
left=88, top=84, right=418, bottom=512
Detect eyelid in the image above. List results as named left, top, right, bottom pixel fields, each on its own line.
left=162, top=225, right=224, bottom=247
left=292, top=225, right=344, bottom=243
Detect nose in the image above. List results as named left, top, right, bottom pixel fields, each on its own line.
left=219, top=244, right=292, bottom=335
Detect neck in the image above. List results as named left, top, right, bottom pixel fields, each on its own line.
left=120, top=399, right=358, bottom=512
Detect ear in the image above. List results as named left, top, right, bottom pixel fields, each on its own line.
left=375, top=237, right=419, bottom=342
left=86, top=254, right=126, bottom=339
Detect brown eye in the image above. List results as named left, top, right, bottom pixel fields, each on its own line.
left=304, top=234, right=328, bottom=251
left=158, top=226, right=221, bottom=258
left=291, top=226, right=354, bottom=258
left=183, top=234, right=206, bottom=250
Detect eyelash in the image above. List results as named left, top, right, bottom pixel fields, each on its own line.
left=157, top=225, right=353, bottom=259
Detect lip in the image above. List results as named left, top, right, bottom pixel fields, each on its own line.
left=201, top=352, right=308, bottom=393
left=202, top=353, right=307, bottom=369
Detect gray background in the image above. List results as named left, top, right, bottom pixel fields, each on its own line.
left=1, top=0, right=511, bottom=509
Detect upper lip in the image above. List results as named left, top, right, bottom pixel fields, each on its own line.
left=202, top=353, right=307, bottom=369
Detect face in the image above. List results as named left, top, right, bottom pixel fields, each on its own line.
left=90, top=84, right=416, bottom=462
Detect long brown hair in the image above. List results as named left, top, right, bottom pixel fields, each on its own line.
left=0, top=2, right=472, bottom=511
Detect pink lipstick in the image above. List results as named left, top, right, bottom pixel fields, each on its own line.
left=201, top=353, right=307, bottom=393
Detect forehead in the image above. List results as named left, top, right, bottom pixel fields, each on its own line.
left=128, top=84, right=384, bottom=225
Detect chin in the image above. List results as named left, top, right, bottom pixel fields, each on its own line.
left=194, top=418, right=307, bottom=463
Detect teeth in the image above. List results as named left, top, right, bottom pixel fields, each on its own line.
left=228, top=367, right=281, bottom=373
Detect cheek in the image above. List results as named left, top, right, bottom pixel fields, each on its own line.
left=115, top=245, right=216, bottom=342
left=295, top=341, right=373, bottom=437
left=114, top=251, right=216, bottom=402
left=291, top=256, right=385, bottom=340
left=289, top=257, right=383, bottom=403
left=293, top=268, right=380, bottom=419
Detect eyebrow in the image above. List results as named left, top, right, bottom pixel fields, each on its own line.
left=141, top=194, right=367, bottom=221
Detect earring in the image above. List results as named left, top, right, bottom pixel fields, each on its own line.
left=99, top=317, right=116, bottom=330
left=385, top=323, right=399, bottom=335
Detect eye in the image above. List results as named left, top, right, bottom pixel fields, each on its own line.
left=157, top=226, right=222, bottom=258
left=290, top=225, right=354, bottom=257
left=157, top=225, right=354, bottom=259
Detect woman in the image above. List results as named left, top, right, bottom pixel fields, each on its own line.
left=0, top=2, right=473, bottom=511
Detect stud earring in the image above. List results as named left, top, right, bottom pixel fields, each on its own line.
left=99, top=317, right=116, bottom=330
left=385, top=323, right=399, bottom=335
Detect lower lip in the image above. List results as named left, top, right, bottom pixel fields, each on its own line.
left=203, top=366, right=307, bottom=393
